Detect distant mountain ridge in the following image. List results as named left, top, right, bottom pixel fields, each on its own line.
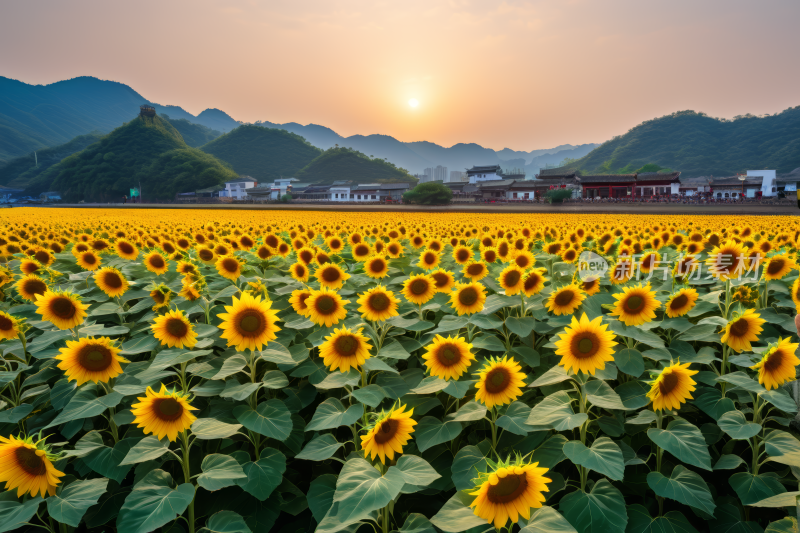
left=0, top=75, right=596, bottom=174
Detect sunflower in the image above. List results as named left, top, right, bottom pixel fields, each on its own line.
left=15, top=274, right=48, bottom=302
left=522, top=268, right=547, bottom=297
left=216, top=255, right=243, bottom=281
left=176, top=260, right=198, bottom=276
left=315, top=263, right=350, bottom=290
left=402, top=274, right=437, bottom=305
left=0, top=435, right=65, bottom=497
left=706, top=240, right=747, bottom=280
left=319, top=326, right=373, bottom=372
left=513, top=251, right=536, bottom=270
left=673, top=255, right=699, bottom=279
left=289, top=262, right=310, bottom=283
left=639, top=250, right=660, bottom=274
left=131, top=384, right=198, bottom=442
left=178, top=283, right=201, bottom=302
left=721, top=308, right=765, bottom=353
left=647, top=362, right=698, bottom=411
left=255, top=245, right=274, bottom=260
left=196, top=246, right=216, bottom=265
left=480, top=247, right=499, bottom=264
left=351, top=243, right=372, bottom=261
left=360, top=404, right=417, bottom=464
left=218, top=292, right=281, bottom=351
left=555, top=313, right=617, bottom=375
left=610, top=256, right=635, bottom=284
left=763, top=254, right=795, bottom=280
left=422, top=335, right=475, bottom=380
left=665, top=288, right=699, bottom=318
left=305, top=288, right=349, bottom=327
left=56, top=337, right=129, bottom=385
left=94, top=267, right=129, bottom=298
left=326, top=236, right=345, bottom=253
left=430, top=268, right=455, bottom=292
left=462, top=261, right=489, bottom=281
left=751, top=337, right=800, bottom=390
left=143, top=251, right=169, bottom=275
left=610, top=283, right=660, bottom=326
left=453, top=245, right=473, bottom=265
left=579, top=276, right=601, bottom=296
left=289, top=289, right=313, bottom=316
left=545, top=284, right=585, bottom=316
left=357, top=286, right=400, bottom=322
left=498, top=265, right=525, bottom=296
left=386, top=241, right=404, bottom=258
left=149, top=284, right=174, bottom=312
left=419, top=250, right=440, bottom=270
left=152, top=309, right=197, bottom=349
left=474, top=356, right=526, bottom=409
left=469, top=457, right=551, bottom=529
left=451, top=281, right=487, bottom=315
left=20, top=259, right=42, bottom=276
left=35, top=290, right=89, bottom=330
left=0, top=311, right=21, bottom=341
left=364, top=256, right=390, bottom=279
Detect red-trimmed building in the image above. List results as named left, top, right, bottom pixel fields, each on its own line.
left=534, top=168, right=682, bottom=199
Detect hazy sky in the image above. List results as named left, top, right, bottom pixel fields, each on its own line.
left=2, top=0, right=799, bottom=150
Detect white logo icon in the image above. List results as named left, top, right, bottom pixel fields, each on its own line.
left=577, top=251, right=608, bottom=281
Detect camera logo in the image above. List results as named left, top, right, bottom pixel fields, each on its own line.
left=577, top=251, right=608, bottom=281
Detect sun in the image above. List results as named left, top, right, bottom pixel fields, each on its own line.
left=408, top=98, right=419, bottom=108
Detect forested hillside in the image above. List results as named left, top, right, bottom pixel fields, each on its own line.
left=295, top=147, right=415, bottom=184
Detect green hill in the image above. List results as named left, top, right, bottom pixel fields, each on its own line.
left=0, top=132, right=104, bottom=189
left=201, top=125, right=322, bottom=181
left=295, top=147, right=415, bottom=184
left=574, top=108, right=800, bottom=178
left=34, top=115, right=237, bottom=201
left=161, top=114, right=222, bottom=147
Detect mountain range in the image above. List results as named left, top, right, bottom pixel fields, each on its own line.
left=0, top=76, right=595, bottom=173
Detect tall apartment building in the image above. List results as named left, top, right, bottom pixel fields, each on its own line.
left=448, top=170, right=468, bottom=183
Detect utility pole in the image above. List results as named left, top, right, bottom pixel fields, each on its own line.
left=139, top=180, right=142, bottom=204
left=34, top=152, right=38, bottom=168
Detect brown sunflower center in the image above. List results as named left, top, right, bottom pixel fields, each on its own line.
left=624, top=295, right=645, bottom=313
left=334, top=335, right=359, bottom=356
left=103, top=272, right=123, bottom=289
left=151, top=291, right=166, bottom=304
left=423, top=253, right=435, bottom=265
left=670, top=294, right=689, bottom=310
left=764, top=349, right=785, bottom=372
left=484, top=251, right=497, bottom=263
left=524, top=273, right=540, bottom=291
left=658, top=371, right=679, bottom=395
left=486, top=473, right=528, bottom=504
left=315, top=295, right=337, bottom=314
left=34, top=251, right=50, bottom=264
left=484, top=368, right=510, bottom=394
left=23, top=279, right=47, bottom=296
left=467, top=264, right=484, bottom=276
left=373, top=419, right=399, bottom=444
left=410, top=279, right=429, bottom=295
left=388, top=245, right=399, bottom=255
left=570, top=332, right=600, bottom=359
left=368, top=293, right=390, bottom=312
left=456, top=249, right=470, bottom=262
left=459, top=287, right=479, bottom=307
left=166, top=318, right=189, bottom=338
left=199, top=249, right=214, bottom=261
left=15, top=447, right=46, bottom=476
left=79, top=345, right=113, bottom=371
left=504, top=270, right=521, bottom=287
left=432, top=272, right=449, bottom=288
left=716, top=253, right=737, bottom=273
left=118, top=242, right=134, bottom=255
left=642, top=255, right=655, bottom=269
left=354, top=244, right=369, bottom=256
left=436, top=344, right=462, bottom=366
left=370, top=259, right=387, bottom=273
left=767, top=259, right=785, bottom=276
left=321, top=267, right=341, bottom=282
left=149, top=255, right=166, bottom=269
left=554, top=290, right=575, bottom=307
left=221, top=258, right=239, bottom=273
left=0, top=315, right=13, bottom=331
left=515, top=256, right=530, bottom=268
left=317, top=253, right=330, bottom=264
left=729, top=318, right=750, bottom=337
left=50, top=296, right=77, bottom=319
left=153, top=398, right=184, bottom=421
left=582, top=279, right=597, bottom=291
left=299, top=251, right=313, bottom=263
left=265, top=235, right=279, bottom=248
left=294, top=265, right=306, bottom=277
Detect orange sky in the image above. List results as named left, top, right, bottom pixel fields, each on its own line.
left=2, top=0, right=799, bottom=150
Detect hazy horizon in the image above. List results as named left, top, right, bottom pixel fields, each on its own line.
left=2, top=0, right=799, bottom=151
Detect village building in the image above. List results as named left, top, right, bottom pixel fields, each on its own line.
left=219, top=177, right=257, bottom=200
left=467, top=165, right=504, bottom=184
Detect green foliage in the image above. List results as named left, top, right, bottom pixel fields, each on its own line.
left=201, top=125, right=322, bottom=182
left=280, top=193, right=292, bottom=203
left=545, top=188, right=573, bottom=203
left=574, top=108, right=800, bottom=177
left=33, top=116, right=237, bottom=201
left=402, top=181, right=452, bottom=204
left=0, top=132, right=104, bottom=189
left=296, top=147, right=413, bottom=185
left=160, top=114, right=221, bottom=147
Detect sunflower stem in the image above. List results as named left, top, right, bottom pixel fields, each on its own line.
left=489, top=407, right=498, bottom=452
left=179, top=431, right=196, bottom=533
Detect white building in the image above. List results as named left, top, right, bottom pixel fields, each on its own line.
left=467, top=165, right=504, bottom=184
left=748, top=170, right=777, bottom=197
left=220, top=177, right=257, bottom=199
left=329, top=186, right=350, bottom=201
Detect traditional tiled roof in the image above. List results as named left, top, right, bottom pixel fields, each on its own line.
left=637, top=172, right=682, bottom=182
left=477, top=179, right=517, bottom=189
left=380, top=183, right=411, bottom=190
left=467, top=165, right=502, bottom=174
left=537, top=167, right=578, bottom=178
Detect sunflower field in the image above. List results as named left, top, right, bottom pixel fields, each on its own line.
left=2, top=207, right=800, bottom=533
